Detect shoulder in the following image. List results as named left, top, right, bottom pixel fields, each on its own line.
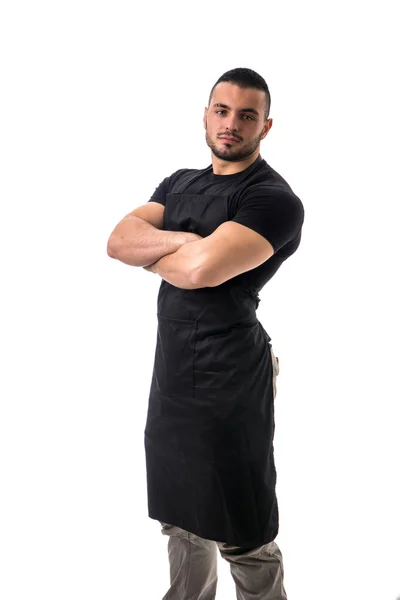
left=149, top=165, right=210, bottom=205
left=241, top=159, right=304, bottom=211
left=160, top=168, right=192, bottom=191
left=229, top=168, right=305, bottom=252
left=238, top=182, right=304, bottom=222
left=160, top=165, right=210, bottom=194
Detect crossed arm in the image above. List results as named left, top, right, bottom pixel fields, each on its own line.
left=143, top=238, right=207, bottom=289
left=144, top=222, right=274, bottom=289
left=108, top=207, right=274, bottom=289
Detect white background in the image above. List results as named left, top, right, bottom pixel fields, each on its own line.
left=1, top=1, right=399, bottom=599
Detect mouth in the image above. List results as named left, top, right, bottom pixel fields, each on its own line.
left=219, top=136, right=240, bottom=144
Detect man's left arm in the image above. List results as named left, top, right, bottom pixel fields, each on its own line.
left=192, top=187, right=304, bottom=287
left=192, top=222, right=274, bottom=287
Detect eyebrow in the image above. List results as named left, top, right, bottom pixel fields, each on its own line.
left=213, top=103, right=259, bottom=116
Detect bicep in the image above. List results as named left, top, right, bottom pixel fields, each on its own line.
left=196, top=221, right=274, bottom=287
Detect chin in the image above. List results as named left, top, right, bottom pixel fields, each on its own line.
left=212, top=150, right=240, bottom=162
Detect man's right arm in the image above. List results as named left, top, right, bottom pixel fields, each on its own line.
left=107, top=201, right=192, bottom=267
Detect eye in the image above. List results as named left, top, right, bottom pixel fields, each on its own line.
left=215, top=110, right=255, bottom=120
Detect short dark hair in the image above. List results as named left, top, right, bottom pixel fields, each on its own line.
left=208, top=67, right=271, bottom=120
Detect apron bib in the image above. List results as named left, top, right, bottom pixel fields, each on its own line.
left=144, top=169, right=278, bottom=547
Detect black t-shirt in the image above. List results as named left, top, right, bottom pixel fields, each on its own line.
left=148, top=154, right=305, bottom=291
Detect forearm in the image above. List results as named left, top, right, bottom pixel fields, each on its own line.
left=148, top=240, right=207, bottom=290
left=107, top=215, right=186, bottom=267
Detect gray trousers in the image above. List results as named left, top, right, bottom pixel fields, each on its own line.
left=160, top=521, right=287, bottom=600
left=160, top=346, right=284, bottom=600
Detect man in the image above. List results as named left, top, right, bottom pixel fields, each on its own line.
left=107, top=67, right=304, bottom=600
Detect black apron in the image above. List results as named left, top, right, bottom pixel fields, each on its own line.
left=144, top=165, right=278, bottom=548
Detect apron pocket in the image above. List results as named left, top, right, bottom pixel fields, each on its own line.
left=154, top=314, right=197, bottom=397
left=193, top=322, right=260, bottom=397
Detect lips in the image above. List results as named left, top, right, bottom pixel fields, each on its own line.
left=219, top=136, right=240, bottom=143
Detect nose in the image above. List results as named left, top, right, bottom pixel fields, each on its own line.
left=225, top=113, right=240, bottom=133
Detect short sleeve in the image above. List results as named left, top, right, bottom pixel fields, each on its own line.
left=148, top=169, right=189, bottom=206
left=230, top=185, right=305, bottom=253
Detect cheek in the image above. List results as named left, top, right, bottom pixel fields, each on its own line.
left=206, top=117, right=218, bottom=134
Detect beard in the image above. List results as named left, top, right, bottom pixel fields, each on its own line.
left=205, top=129, right=263, bottom=162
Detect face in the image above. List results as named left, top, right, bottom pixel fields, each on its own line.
left=203, top=82, right=273, bottom=162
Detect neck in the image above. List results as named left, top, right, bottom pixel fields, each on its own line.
left=211, top=151, right=260, bottom=175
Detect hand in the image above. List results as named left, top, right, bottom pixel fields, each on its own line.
left=142, top=233, right=203, bottom=274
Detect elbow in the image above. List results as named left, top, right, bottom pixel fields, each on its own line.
left=107, top=236, right=119, bottom=258
left=193, top=265, right=222, bottom=288
left=190, top=265, right=212, bottom=288
left=189, top=253, right=216, bottom=288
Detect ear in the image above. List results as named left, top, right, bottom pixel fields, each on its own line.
left=203, top=106, right=208, bottom=129
left=261, top=118, right=273, bottom=139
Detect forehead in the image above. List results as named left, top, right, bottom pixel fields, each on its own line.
left=211, top=81, right=265, bottom=108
